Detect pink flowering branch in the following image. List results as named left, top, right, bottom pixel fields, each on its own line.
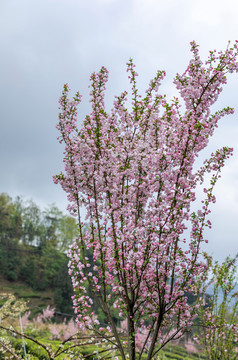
left=54, top=41, right=238, bottom=360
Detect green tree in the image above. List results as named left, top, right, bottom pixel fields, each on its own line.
left=57, top=214, right=78, bottom=252
left=54, top=255, right=74, bottom=314
left=0, top=193, right=21, bottom=280
left=0, top=193, right=21, bottom=240
left=20, top=199, right=41, bottom=245
left=196, top=255, right=238, bottom=360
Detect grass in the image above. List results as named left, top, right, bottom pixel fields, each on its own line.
left=0, top=278, right=54, bottom=309
left=159, top=344, right=206, bottom=360
left=0, top=332, right=206, bottom=360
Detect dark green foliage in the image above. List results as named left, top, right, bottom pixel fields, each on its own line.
left=0, top=193, right=79, bottom=250
left=20, top=253, right=38, bottom=287
left=53, top=256, right=74, bottom=315
left=0, top=192, right=78, bottom=314
left=0, top=193, right=22, bottom=281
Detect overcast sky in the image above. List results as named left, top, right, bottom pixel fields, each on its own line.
left=1, top=0, right=238, bottom=260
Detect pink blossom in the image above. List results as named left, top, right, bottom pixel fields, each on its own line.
left=55, top=41, right=238, bottom=360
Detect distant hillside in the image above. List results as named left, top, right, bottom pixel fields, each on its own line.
left=0, top=192, right=78, bottom=315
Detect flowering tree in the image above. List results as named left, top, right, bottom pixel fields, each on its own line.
left=54, top=41, right=238, bottom=360
left=195, top=254, right=238, bottom=360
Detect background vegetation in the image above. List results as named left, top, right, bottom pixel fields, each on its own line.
left=0, top=192, right=77, bottom=316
